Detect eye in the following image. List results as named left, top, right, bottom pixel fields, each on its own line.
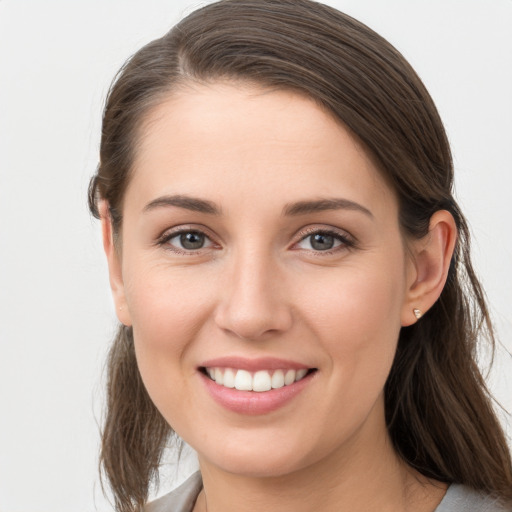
left=160, top=229, right=215, bottom=253
left=294, top=229, right=354, bottom=253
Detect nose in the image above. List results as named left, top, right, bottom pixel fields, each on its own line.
left=213, top=249, right=293, bottom=341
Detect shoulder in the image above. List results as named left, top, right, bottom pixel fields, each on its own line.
left=435, top=484, right=512, bottom=512
left=143, top=475, right=512, bottom=512
left=144, top=472, right=203, bottom=512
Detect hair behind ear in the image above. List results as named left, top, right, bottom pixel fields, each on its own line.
left=100, top=325, right=171, bottom=512
left=385, top=216, right=512, bottom=499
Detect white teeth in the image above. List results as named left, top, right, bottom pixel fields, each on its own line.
left=223, top=368, right=236, bottom=388
left=284, top=369, right=296, bottom=386
left=253, top=370, right=272, bottom=392
left=214, top=368, right=224, bottom=385
left=206, top=367, right=310, bottom=391
left=234, top=369, right=253, bottom=391
left=271, top=369, right=285, bottom=389
left=295, top=368, right=308, bottom=381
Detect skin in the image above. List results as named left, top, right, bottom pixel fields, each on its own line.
left=102, top=83, right=457, bottom=511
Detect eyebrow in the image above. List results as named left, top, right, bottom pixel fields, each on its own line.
left=142, top=194, right=372, bottom=218
left=143, top=195, right=221, bottom=215
left=283, top=198, right=373, bottom=218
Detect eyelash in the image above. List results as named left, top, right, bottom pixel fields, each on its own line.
left=294, top=228, right=356, bottom=255
left=156, top=226, right=356, bottom=255
left=157, top=227, right=217, bottom=255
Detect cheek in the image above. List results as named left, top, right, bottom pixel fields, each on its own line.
left=125, top=260, right=213, bottom=341
left=122, top=263, right=216, bottom=408
left=303, top=260, right=404, bottom=335
left=300, top=259, right=405, bottom=396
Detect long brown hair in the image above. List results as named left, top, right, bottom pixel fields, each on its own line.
left=88, top=1, right=512, bottom=510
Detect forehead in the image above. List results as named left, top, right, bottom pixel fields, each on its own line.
left=126, top=82, right=397, bottom=218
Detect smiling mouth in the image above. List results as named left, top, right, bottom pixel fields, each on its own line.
left=200, top=367, right=317, bottom=392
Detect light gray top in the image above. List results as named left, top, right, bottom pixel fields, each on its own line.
left=145, top=472, right=203, bottom=512
left=145, top=471, right=511, bottom=512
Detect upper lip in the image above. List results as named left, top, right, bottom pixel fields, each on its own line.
left=200, top=356, right=313, bottom=372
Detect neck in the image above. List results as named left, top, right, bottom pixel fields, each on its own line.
left=194, top=402, right=447, bottom=512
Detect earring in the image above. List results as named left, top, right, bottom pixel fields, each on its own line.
left=413, top=308, right=422, bottom=320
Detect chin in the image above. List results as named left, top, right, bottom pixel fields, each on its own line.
left=209, top=453, right=307, bottom=478
left=195, top=433, right=322, bottom=479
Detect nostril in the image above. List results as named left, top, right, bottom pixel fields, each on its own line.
left=213, top=284, right=293, bottom=340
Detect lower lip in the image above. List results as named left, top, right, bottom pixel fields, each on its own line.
left=200, top=371, right=314, bottom=415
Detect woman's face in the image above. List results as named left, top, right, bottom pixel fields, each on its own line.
left=112, top=83, right=417, bottom=477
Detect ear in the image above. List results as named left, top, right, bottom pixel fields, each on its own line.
left=99, top=200, right=132, bottom=326
left=401, top=210, right=457, bottom=326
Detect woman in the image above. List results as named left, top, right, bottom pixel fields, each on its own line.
left=88, top=1, right=512, bottom=510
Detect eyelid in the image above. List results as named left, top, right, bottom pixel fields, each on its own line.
left=156, top=224, right=220, bottom=253
left=155, top=223, right=356, bottom=255
left=291, top=225, right=357, bottom=253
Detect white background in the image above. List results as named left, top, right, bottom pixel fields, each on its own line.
left=0, top=1, right=511, bottom=511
